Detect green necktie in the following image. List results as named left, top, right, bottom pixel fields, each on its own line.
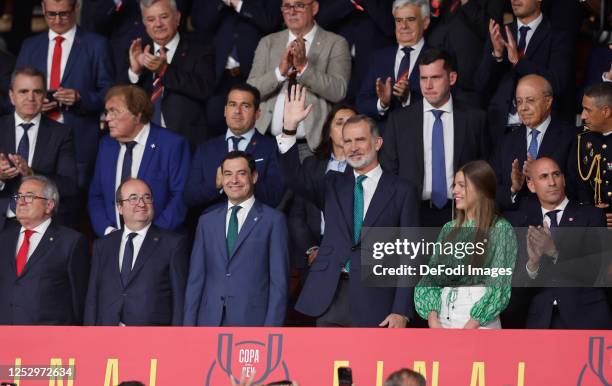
left=226, top=205, right=242, bottom=255
left=346, top=175, right=367, bottom=272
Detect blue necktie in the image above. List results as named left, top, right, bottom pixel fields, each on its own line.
left=229, top=136, right=244, bottom=151
left=431, top=110, right=447, bottom=209
left=546, top=210, right=560, bottom=228
left=346, top=175, right=367, bottom=273
left=9, top=123, right=35, bottom=214
left=227, top=205, right=241, bottom=256
left=121, top=141, right=137, bottom=183
left=517, top=25, right=531, bottom=56
left=527, top=128, right=539, bottom=159
left=397, top=46, right=413, bottom=82
left=120, top=232, right=138, bottom=287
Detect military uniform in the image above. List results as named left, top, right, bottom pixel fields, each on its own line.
left=568, top=129, right=612, bottom=212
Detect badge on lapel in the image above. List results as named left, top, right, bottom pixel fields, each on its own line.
left=151, top=143, right=156, bottom=149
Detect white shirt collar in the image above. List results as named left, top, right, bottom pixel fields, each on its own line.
left=517, top=12, right=543, bottom=32
left=154, top=32, right=180, bottom=54
left=15, top=112, right=42, bottom=128
left=288, top=24, right=318, bottom=44
left=225, top=128, right=255, bottom=144
left=48, top=25, right=77, bottom=42
left=130, top=123, right=151, bottom=146
left=227, top=194, right=256, bottom=213
left=423, top=96, right=453, bottom=114
left=540, top=196, right=569, bottom=218
left=20, top=217, right=52, bottom=234
left=123, top=222, right=151, bottom=239
left=354, top=163, right=383, bottom=181
left=526, top=115, right=551, bottom=135
left=399, top=37, right=425, bottom=51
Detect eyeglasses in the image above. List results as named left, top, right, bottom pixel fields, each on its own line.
left=104, top=108, right=130, bottom=119
left=13, top=193, right=48, bottom=204
left=280, top=1, right=313, bottom=12
left=45, top=9, right=74, bottom=20
left=119, top=194, right=154, bottom=206
left=515, top=95, right=551, bottom=107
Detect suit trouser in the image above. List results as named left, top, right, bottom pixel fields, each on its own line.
left=316, top=274, right=351, bottom=327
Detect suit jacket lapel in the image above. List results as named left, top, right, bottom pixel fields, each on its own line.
left=6, top=227, right=19, bottom=276
left=138, top=125, right=158, bottom=179
left=1, top=115, right=16, bottom=154
left=229, top=201, right=263, bottom=259
left=452, top=106, right=466, bottom=170
left=61, top=27, right=82, bottom=84
left=106, top=229, right=124, bottom=288
left=31, top=118, right=51, bottom=171
left=524, top=19, right=549, bottom=59
left=538, top=121, right=556, bottom=157
left=308, top=28, right=323, bottom=63
left=215, top=205, right=229, bottom=260
left=105, top=139, right=120, bottom=199
left=19, top=223, right=56, bottom=278
left=127, top=226, right=159, bottom=285
left=414, top=104, right=425, bottom=185
left=334, top=170, right=355, bottom=240
left=513, top=126, right=528, bottom=164
left=559, top=201, right=577, bottom=226
left=363, top=173, right=395, bottom=228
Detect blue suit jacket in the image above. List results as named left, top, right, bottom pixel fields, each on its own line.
left=15, top=27, right=115, bottom=186
left=184, top=200, right=289, bottom=326
left=281, top=144, right=419, bottom=326
left=184, top=131, right=285, bottom=209
left=88, top=123, right=191, bottom=236
left=356, top=44, right=425, bottom=129
left=84, top=225, right=189, bottom=326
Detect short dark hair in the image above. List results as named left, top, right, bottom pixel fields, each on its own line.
left=584, top=82, right=612, bottom=108
left=10, top=67, right=46, bottom=90
left=343, top=114, right=381, bottom=138
left=314, top=101, right=358, bottom=160
left=418, top=48, right=456, bottom=73
left=115, top=178, right=153, bottom=204
left=385, top=368, right=426, bottom=386
left=105, top=85, right=154, bottom=124
left=117, top=382, right=146, bottom=386
left=221, top=150, right=256, bottom=173
left=227, top=83, right=261, bottom=110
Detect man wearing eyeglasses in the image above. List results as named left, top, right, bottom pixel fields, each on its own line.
left=0, top=175, right=90, bottom=325
left=84, top=178, right=189, bottom=326
left=0, top=67, right=78, bottom=231
left=247, top=0, right=351, bottom=159
left=88, top=85, right=190, bottom=237
left=15, top=0, right=115, bottom=189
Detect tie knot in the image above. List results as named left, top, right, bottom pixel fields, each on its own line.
left=356, top=175, right=367, bottom=185
left=432, top=109, right=444, bottom=119
left=519, top=26, right=531, bottom=34
left=158, top=46, right=168, bottom=55
left=127, top=232, right=138, bottom=241
left=23, top=229, right=35, bottom=240
left=230, top=205, right=242, bottom=215
left=530, top=128, right=539, bottom=137
left=125, top=141, right=137, bottom=151
left=54, top=35, right=65, bottom=44
left=229, top=136, right=244, bottom=149
left=402, top=46, right=413, bottom=55
left=546, top=209, right=560, bottom=222
left=20, top=122, right=34, bottom=131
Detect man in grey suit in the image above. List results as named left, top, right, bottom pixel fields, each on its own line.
left=247, top=0, right=351, bottom=157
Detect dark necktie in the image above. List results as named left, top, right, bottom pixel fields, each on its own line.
left=431, top=110, right=447, bottom=209
left=517, top=26, right=531, bottom=57
left=227, top=205, right=242, bottom=256
left=121, top=141, right=137, bottom=183
left=151, top=46, right=168, bottom=126
left=9, top=123, right=35, bottom=214
left=545, top=209, right=561, bottom=228
left=120, top=232, right=138, bottom=287
left=229, top=136, right=244, bottom=151
left=345, top=174, right=367, bottom=273
left=527, top=128, right=539, bottom=160
left=397, top=46, right=413, bottom=82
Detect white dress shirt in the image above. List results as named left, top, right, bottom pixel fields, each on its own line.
left=226, top=195, right=255, bottom=235
left=377, top=38, right=425, bottom=114
left=225, top=128, right=255, bottom=152
left=355, top=165, right=383, bottom=219
left=270, top=25, right=318, bottom=138
left=118, top=223, right=151, bottom=270
left=422, top=97, right=454, bottom=200
left=47, top=26, right=77, bottom=123
left=16, top=218, right=52, bottom=262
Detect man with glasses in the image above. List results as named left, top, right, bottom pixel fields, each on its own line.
left=247, top=0, right=350, bottom=158
left=88, top=85, right=190, bottom=237
left=0, top=175, right=90, bottom=325
left=15, top=0, right=115, bottom=189
left=85, top=178, right=189, bottom=326
left=0, top=67, right=77, bottom=231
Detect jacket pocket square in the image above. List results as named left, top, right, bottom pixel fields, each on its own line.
left=255, top=158, right=264, bottom=162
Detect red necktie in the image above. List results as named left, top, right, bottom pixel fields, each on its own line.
left=48, top=35, right=65, bottom=121
left=16, top=229, right=35, bottom=277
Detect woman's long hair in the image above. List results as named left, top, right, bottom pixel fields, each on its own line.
left=313, top=102, right=358, bottom=160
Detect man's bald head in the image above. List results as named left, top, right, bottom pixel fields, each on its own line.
left=527, top=157, right=566, bottom=209
left=515, top=74, right=553, bottom=129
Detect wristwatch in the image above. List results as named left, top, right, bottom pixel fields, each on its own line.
left=282, top=128, right=297, bottom=136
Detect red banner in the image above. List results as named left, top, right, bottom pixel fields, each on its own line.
left=0, top=327, right=610, bottom=386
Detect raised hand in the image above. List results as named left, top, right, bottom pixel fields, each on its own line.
left=376, top=77, right=392, bottom=108
left=503, top=25, right=520, bottom=65
left=283, top=84, right=312, bottom=132
left=488, top=19, right=505, bottom=58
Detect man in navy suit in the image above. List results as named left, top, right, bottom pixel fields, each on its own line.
left=88, top=85, right=190, bottom=237
left=0, top=68, right=78, bottom=231
left=278, top=85, right=419, bottom=327
left=184, top=151, right=289, bottom=326
left=514, top=157, right=612, bottom=329
left=476, top=0, right=573, bottom=145
left=356, top=0, right=430, bottom=128
left=122, top=0, right=215, bottom=146
left=184, top=84, right=284, bottom=212
left=85, top=178, right=189, bottom=326
left=490, top=74, right=575, bottom=212
left=0, top=176, right=90, bottom=325
left=16, top=0, right=115, bottom=188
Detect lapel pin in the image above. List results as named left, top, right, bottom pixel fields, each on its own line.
left=154, top=237, right=159, bottom=242
left=254, top=217, right=258, bottom=222
left=151, top=143, right=156, bottom=149
left=49, top=237, right=54, bottom=241
left=569, top=217, right=574, bottom=222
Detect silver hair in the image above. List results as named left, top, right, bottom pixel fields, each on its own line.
left=140, top=0, right=178, bottom=13
left=21, top=175, right=60, bottom=214
left=392, top=0, right=430, bottom=19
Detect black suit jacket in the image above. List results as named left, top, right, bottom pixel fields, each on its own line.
left=84, top=225, right=189, bottom=326
left=119, top=34, right=215, bottom=146
left=513, top=199, right=612, bottom=329
left=0, top=115, right=78, bottom=230
left=0, top=50, right=15, bottom=115
left=380, top=99, right=489, bottom=197
left=477, top=17, right=573, bottom=144
left=490, top=117, right=576, bottom=210
left=0, top=221, right=90, bottom=325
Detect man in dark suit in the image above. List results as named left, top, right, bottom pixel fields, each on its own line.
left=381, top=48, right=488, bottom=226
left=316, top=0, right=395, bottom=103
left=184, top=84, right=284, bottom=212
left=278, top=86, right=419, bottom=327
left=490, top=74, right=575, bottom=212
left=514, top=157, right=612, bottom=329
left=122, top=0, right=215, bottom=147
left=191, top=0, right=282, bottom=136
left=356, top=0, right=430, bottom=127
left=88, top=85, right=190, bottom=237
left=85, top=178, right=189, bottom=326
left=477, top=0, right=573, bottom=145
left=0, top=176, right=89, bottom=325
left=0, top=67, right=77, bottom=231
left=15, top=0, right=115, bottom=188
left=184, top=151, right=289, bottom=326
